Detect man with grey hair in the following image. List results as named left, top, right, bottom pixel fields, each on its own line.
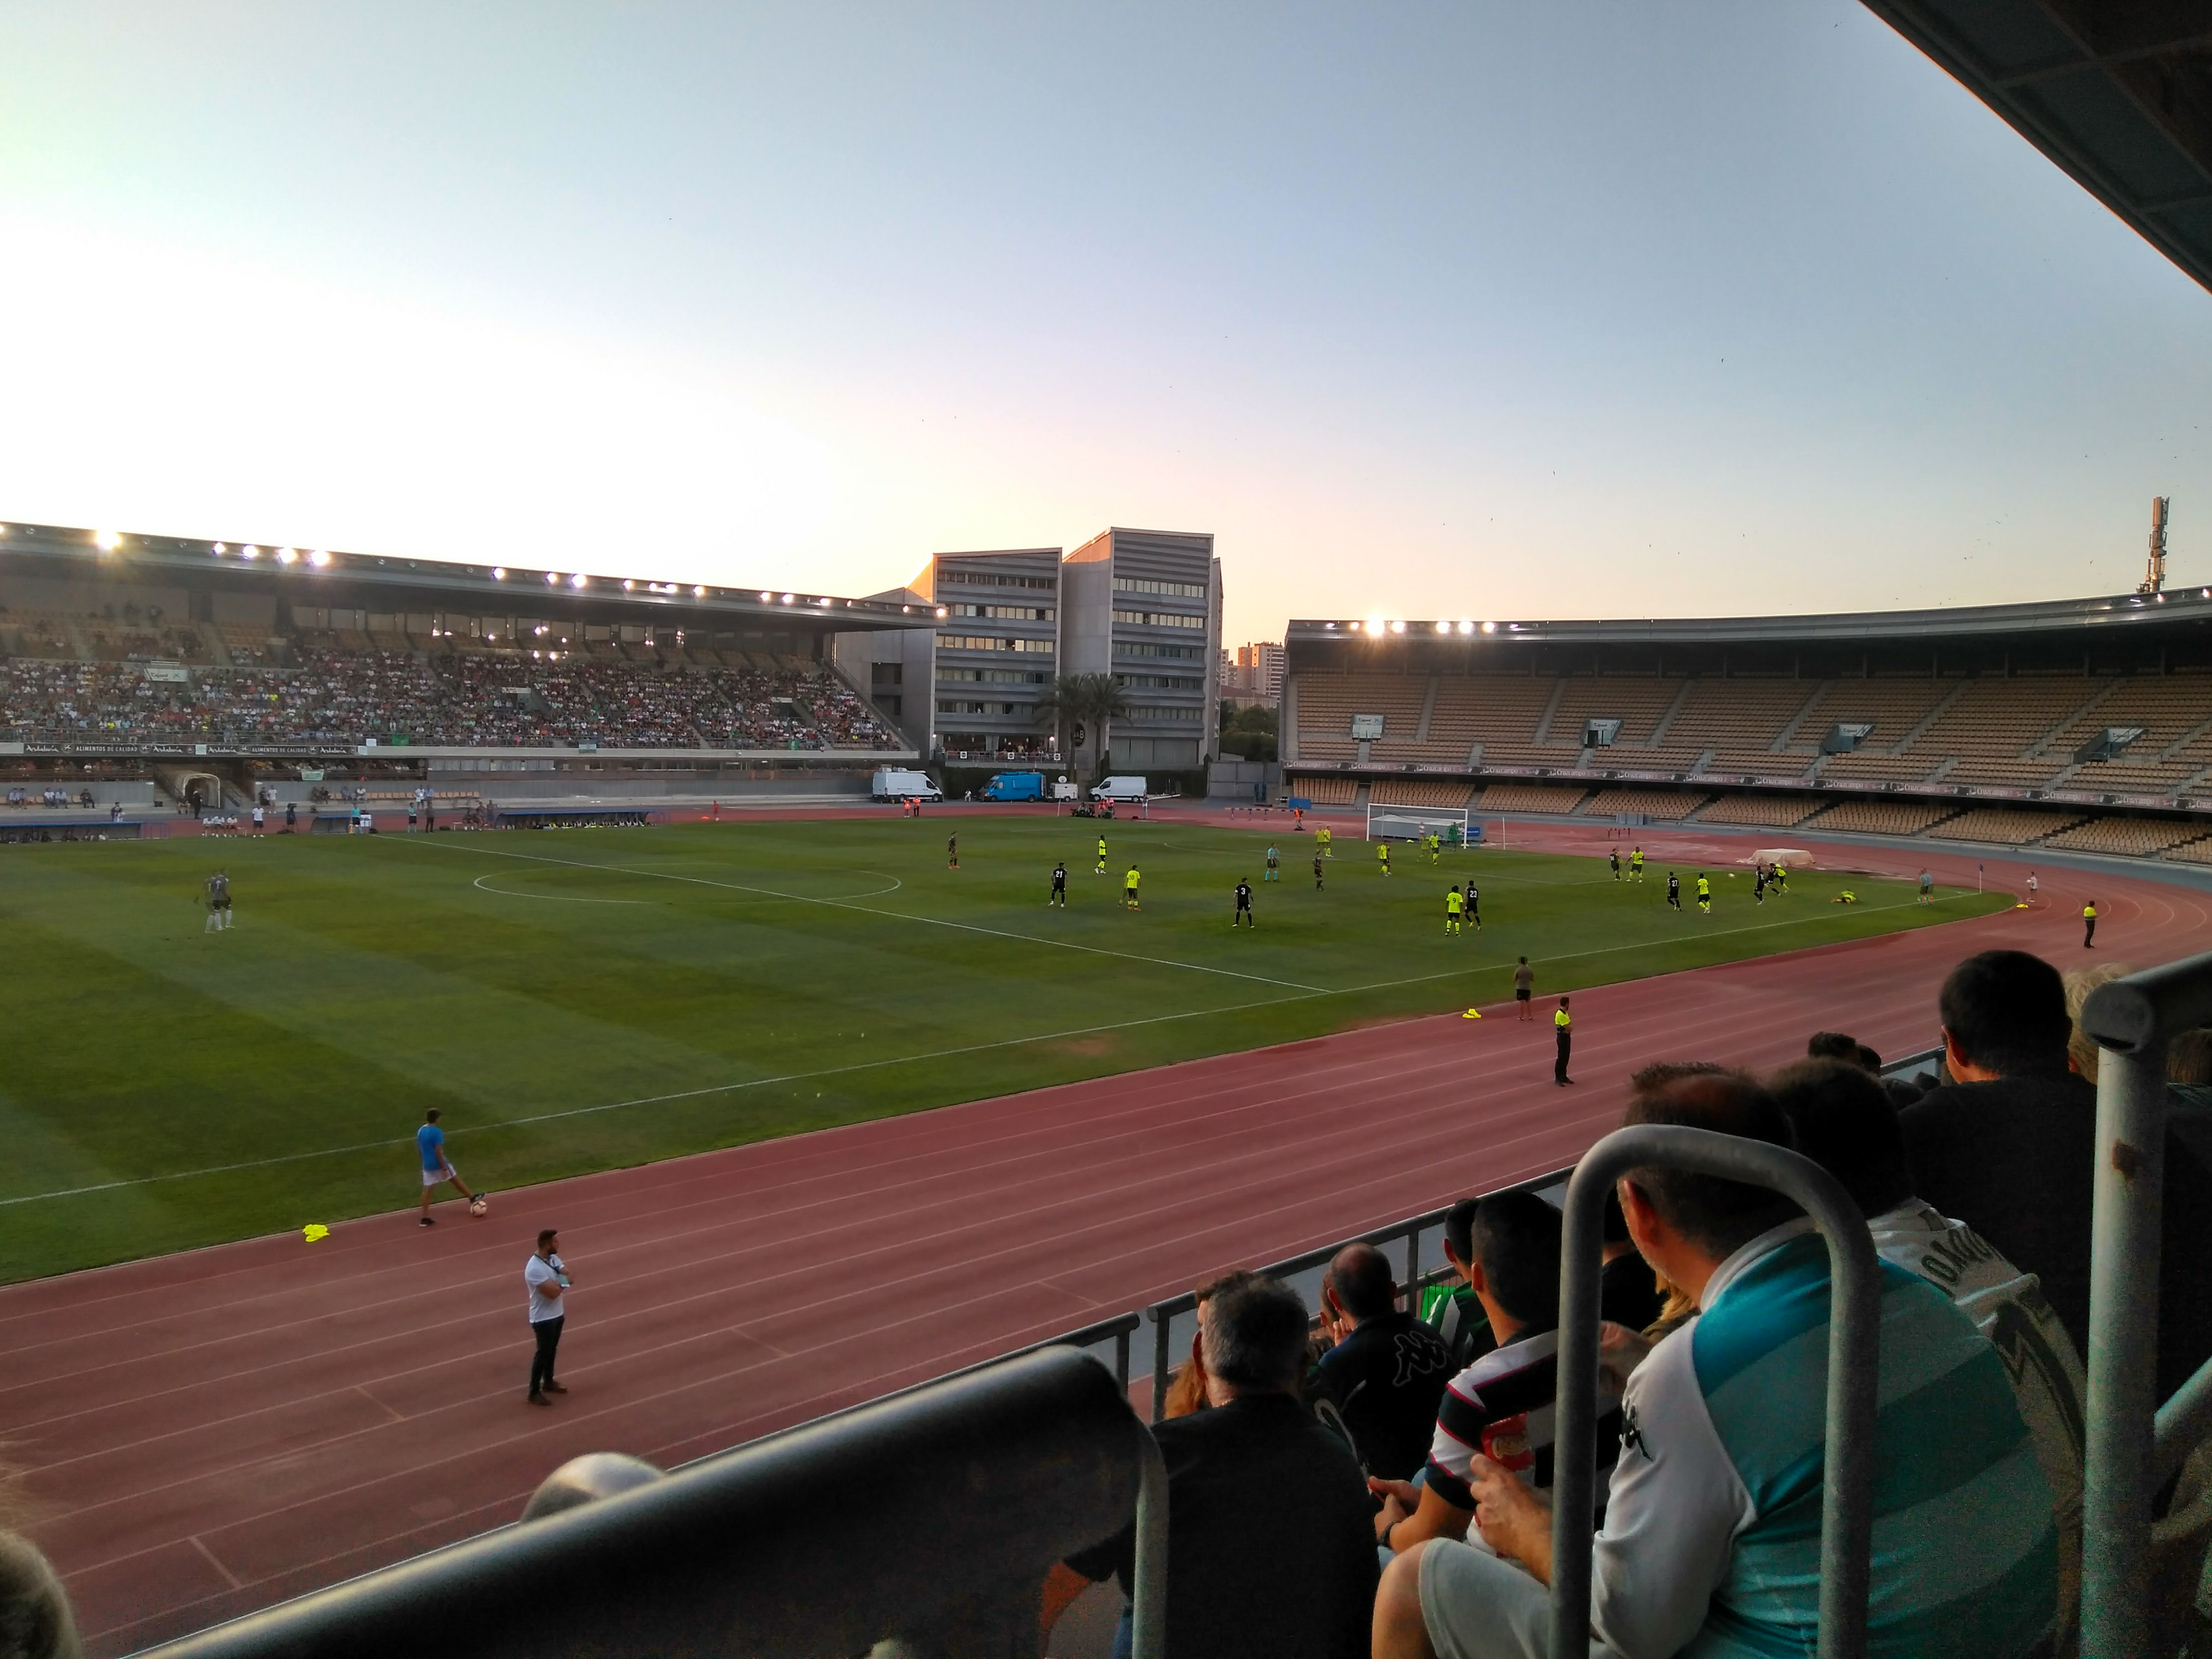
left=1063, top=1273, right=1377, bottom=1659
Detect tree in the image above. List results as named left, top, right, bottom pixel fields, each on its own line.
left=1034, top=672, right=1128, bottom=784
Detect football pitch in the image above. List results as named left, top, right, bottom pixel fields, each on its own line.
left=0, top=817, right=2007, bottom=1282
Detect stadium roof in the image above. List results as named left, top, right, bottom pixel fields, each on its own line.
left=1862, top=0, right=2212, bottom=294
left=1288, top=584, right=2212, bottom=649
left=0, top=521, right=939, bottom=632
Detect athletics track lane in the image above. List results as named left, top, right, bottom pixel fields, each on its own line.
left=3, top=820, right=2202, bottom=1655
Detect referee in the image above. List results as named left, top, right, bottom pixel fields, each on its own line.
left=1553, top=997, right=1574, bottom=1086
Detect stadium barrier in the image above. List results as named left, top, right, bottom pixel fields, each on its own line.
left=129, top=1345, right=1169, bottom=1659
left=1551, top=1125, right=1880, bottom=1659
left=2080, top=949, right=2212, bottom=1657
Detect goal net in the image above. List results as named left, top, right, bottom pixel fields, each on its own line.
left=1365, top=802, right=1473, bottom=844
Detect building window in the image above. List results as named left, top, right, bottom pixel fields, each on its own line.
left=940, top=571, right=1057, bottom=590
left=937, top=634, right=1055, bottom=652
left=1125, top=705, right=1204, bottom=722
left=940, top=668, right=1047, bottom=684
left=1115, top=674, right=1203, bottom=691
left=1118, top=642, right=1204, bottom=660
left=1113, top=576, right=1208, bottom=599
left=1112, top=609, right=1206, bottom=629
left=944, top=603, right=1054, bottom=621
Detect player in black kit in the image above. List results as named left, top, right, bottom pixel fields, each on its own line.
left=1233, top=877, right=1255, bottom=927
left=1050, top=861, right=1067, bottom=906
left=1666, top=872, right=1682, bottom=911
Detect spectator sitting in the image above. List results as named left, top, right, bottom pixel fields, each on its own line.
left=1377, top=1067, right=2058, bottom=1659
left=1312, top=1242, right=1454, bottom=1480
left=1434, top=1199, right=1497, bottom=1369
left=1371, top=1190, right=1622, bottom=1560
left=1063, top=1273, right=1377, bottom=1659
left=0, top=1531, right=81, bottom=1659
left=1597, top=1188, right=1662, bottom=1333
left=1806, top=1029, right=1868, bottom=1067
left=1900, top=949, right=2212, bottom=1401
left=1772, top=1055, right=2085, bottom=1652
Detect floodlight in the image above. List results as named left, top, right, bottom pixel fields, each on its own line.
left=570, top=574, right=586, bottom=588
left=693, top=584, right=706, bottom=597
left=492, top=566, right=505, bottom=579
left=546, top=572, right=559, bottom=584
left=93, top=530, right=122, bottom=551
left=935, top=606, right=948, bottom=617
left=781, top=592, right=794, bottom=604
left=311, top=550, right=331, bottom=567
left=212, top=543, right=227, bottom=555
left=1435, top=621, right=1449, bottom=633
left=623, top=579, right=634, bottom=591
left=1389, top=620, right=1405, bottom=634
left=1481, top=621, right=1496, bottom=633
left=1457, top=620, right=1474, bottom=634
left=760, top=590, right=773, bottom=602
left=241, top=546, right=260, bottom=560
left=1365, top=615, right=1385, bottom=635
left=276, top=548, right=298, bottom=564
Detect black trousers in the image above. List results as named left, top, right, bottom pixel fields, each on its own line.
left=1555, top=1034, right=1572, bottom=1083
left=530, top=1316, right=565, bottom=1394
left=2085, top=919, right=2097, bottom=948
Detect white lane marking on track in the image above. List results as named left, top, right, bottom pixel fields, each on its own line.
left=407, top=836, right=1326, bottom=992
left=0, top=888, right=1974, bottom=1210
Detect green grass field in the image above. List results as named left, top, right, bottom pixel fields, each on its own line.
left=0, top=818, right=2007, bottom=1282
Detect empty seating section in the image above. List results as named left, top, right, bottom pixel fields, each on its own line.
left=2163, top=836, right=2212, bottom=865
left=1924, top=807, right=2085, bottom=845
left=1541, top=676, right=1681, bottom=753
left=1476, top=782, right=1588, bottom=814
left=2045, top=674, right=2211, bottom=761
left=1785, top=678, right=1954, bottom=781
left=1800, top=799, right=1962, bottom=836
left=1668, top=678, right=1821, bottom=773
left=1294, top=673, right=1425, bottom=760
left=1287, top=774, right=1357, bottom=803
left=1370, top=781, right=1473, bottom=808
left=1430, top=674, right=1557, bottom=763
left=1904, top=676, right=2097, bottom=787
left=0, top=650, right=899, bottom=750
left=1582, top=787, right=1709, bottom=819
left=1697, top=794, right=1823, bottom=827
left=2043, top=817, right=2212, bottom=858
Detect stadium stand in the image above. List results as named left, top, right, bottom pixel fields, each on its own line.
left=1369, top=780, right=1473, bottom=808
left=1668, top=677, right=1825, bottom=774
left=1696, top=793, right=1823, bottom=827
left=1294, top=672, right=1427, bottom=760
left=2162, top=837, right=2212, bottom=867
left=1287, top=774, right=1358, bottom=804
left=1581, top=787, right=1708, bottom=819
left=2042, top=817, right=2212, bottom=859
left=1475, top=782, right=1588, bottom=814
left=1799, top=799, right=1963, bottom=836
left=1924, top=807, right=2087, bottom=845
left=1426, top=673, right=1559, bottom=766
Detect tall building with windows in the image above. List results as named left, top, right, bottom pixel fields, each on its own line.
left=913, top=548, right=1061, bottom=760
left=1225, top=641, right=1285, bottom=706
left=1060, top=528, right=1220, bottom=772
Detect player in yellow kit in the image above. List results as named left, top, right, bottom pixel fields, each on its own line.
left=1444, top=885, right=1463, bottom=935
left=1317, top=825, right=1333, bottom=858
left=1378, top=841, right=1392, bottom=877
left=1096, top=835, right=1108, bottom=875
left=1629, top=847, right=1645, bottom=881
left=1124, top=865, right=1142, bottom=911
left=1696, top=872, right=1712, bottom=913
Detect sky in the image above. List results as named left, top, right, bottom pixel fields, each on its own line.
left=1, top=3, right=2206, bottom=647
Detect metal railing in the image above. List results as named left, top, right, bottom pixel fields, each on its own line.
left=1550, top=1125, right=1881, bottom=1659
left=2080, top=949, right=2212, bottom=1658
left=131, top=1345, right=1167, bottom=1659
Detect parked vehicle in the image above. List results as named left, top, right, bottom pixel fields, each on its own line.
left=1049, top=777, right=1080, bottom=802
left=1090, top=775, right=1149, bottom=803
left=871, top=767, right=942, bottom=802
left=978, top=771, right=1045, bottom=802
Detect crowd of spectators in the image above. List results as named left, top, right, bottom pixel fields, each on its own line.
left=1041, top=944, right=2212, bottom=1659
left=0, top=647, right=897, bottom=751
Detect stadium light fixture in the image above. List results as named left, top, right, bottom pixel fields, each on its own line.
left=241, top=546, right=260, bottom=560
left=1435, top=621, right=1449, bottom=633
left=1389, top=620, right=1406, bottom=634
left=211, top=543, right=227, bottom=555
left=1458, top=620, right=1474, bottom=634
left=693, top=585, right=706, bottom=597
left=759, top=590, right=773, bottom=602
left=276, top=548, right=298, bottom=565
left=1481, top=621, right=1497, bottom=633
left=781, top=592, right=794, bottom=604
left=935, top=606, right=948, bottom=617
left=545, top=572, right=559, bottom=584
left=623, top=579, right=634, bottom=591
left=569, top=574, right=586, bottom=588
left=94, top=530, right=122, bottom=551
left=311, top=549, right=331, bottom=567
left=492, top=566, right=505, bottom=579
left=1365, top=614, right=1384, bottom=635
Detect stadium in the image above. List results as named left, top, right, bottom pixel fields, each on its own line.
left=4, top=6, right=2212, bottom=1659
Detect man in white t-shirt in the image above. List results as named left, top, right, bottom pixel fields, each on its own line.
left=1772, top=1057, right=2085, bottom=1650
left=525, top=1228, right=572, bottom=1406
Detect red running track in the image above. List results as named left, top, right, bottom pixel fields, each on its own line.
left=5, top=822, right=2204, bottom=1655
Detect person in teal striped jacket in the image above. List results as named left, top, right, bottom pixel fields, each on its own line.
left=1375, top=1068, right=2058, bottom=1659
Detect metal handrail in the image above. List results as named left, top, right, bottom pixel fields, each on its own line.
left=2079, top=949, right=2212, bottom=1658
left=129, top=1346, right=1162, bottom=1659
left=1550, top=1125, right=1881, bottom=1659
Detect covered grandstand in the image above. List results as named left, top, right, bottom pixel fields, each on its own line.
left=1283, top=589, right=2212, bottom=857
left=0, top=522, right=934, bottom=812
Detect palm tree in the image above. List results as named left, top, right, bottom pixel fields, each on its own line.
left=1034, top=672, right=1128, bottom=785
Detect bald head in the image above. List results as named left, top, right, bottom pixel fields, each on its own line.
left=1325, top=1242, right=1396, bottom=1323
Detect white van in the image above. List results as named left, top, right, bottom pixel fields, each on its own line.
left=871, top=767, right=942, bottom=802
left=1090, top=775, right=1149, bottom=803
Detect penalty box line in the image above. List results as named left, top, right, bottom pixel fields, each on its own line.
left=403, top=835, right=1327, bottom=993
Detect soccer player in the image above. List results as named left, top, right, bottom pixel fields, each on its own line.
left=1696, top=872, right=1712, bottom=912
left=1773, top=860, right=1788, bottom=894
left=2027, top=870, right=2039, bottom=903
left=1096, top=835, right=1108, bottom=875
left=1427, top=831, right=1440, bottom=865
left=284, top=800, right=297, bottom=833
left=1919, top=869, right=1934, bottom=905
left=1513, top=956, right=1533, bottom=1018
left=1234, top=877, right=1255, bottom=927
left=1050, top=860, right=1068, bottom=906
left=2083, top=899, right=2098, bottom=949
left=1754, top=865, right=1767, bottom=905
left=1464, top=881, right=1480, bottom=931
left=1553, top=996, right=1573, bottom=1086
left=416, top=1108, right=480, bottom=1226
left=1318, top=825, right=1333, bottom=859
left=1265, top=844, right=1280, bottom=882
left=1313, top=852, right=1326, bottom=890
left=1666, top=871, right=1682, bottom=911
left=947, top=833, right=958, bottom=870
left=1608, top=849, right=1621, bottom=881
left=1378, top=842, right=1392, bottom=877
left=204, top=870, right=233, bottom=932
left=252, top=802, right=266, bottom=835
left=1630, top=846, right=1644, bottom=881
left=1444, top=885, right=1462, bottom=935
left=1125, top=865, right=1141, bottom=911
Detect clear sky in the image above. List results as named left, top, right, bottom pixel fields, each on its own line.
left=2, top=3, right=2205, bottom=646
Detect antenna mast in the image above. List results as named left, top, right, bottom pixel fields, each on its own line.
left=2141, top=497, right=2171, bottom=595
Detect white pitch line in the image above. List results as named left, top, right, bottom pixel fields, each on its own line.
left=409, top=836, right=1326, bottom=992
left=471, top=874, right=653, bottom=905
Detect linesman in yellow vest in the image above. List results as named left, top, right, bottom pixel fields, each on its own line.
left=2083, top=899, right=2098, bottom=949
left=1554, top=997, right=1573, bottom=1086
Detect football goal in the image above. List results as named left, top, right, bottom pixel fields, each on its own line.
left=1365, top=802, right=1474, bottom=844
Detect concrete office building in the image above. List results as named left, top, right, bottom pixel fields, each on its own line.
left=912, top=547, right=1062, bottom=760
left=1060, top=527, right=1221, bottom=773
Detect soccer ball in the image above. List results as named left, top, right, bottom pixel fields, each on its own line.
left=469, top=1196, right=489, bottom=1218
